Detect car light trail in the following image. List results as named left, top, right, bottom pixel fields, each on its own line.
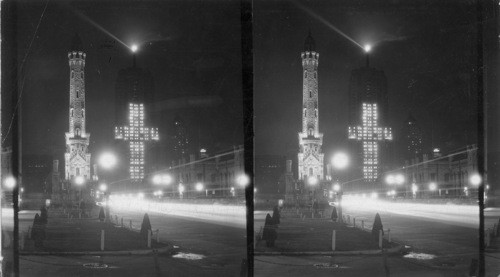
left=342, top=195, right=479, bottom=227
left=108, top=195, right=246, bottom=228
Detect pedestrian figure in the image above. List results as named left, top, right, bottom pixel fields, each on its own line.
left=331, top=205, right=338, bottom=222
left=272, top=206, right=281, bottom=225
left=31, top=213, right=45, bottom=249
left=98, top=206, right=106, bottom=222
left=140, top=213, right=152, bottom=240
left=40, top=206, right=48, bottom=225
left=372, top=213, right=384, bottom=237
left=262, top=214, right=277, bottom=247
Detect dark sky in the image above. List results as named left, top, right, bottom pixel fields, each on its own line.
left=254, top=1, right=478, bottom=160
left=14, top=0, right=242, bottom=164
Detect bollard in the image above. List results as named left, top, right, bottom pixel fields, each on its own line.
left=331, top=230, right=336, bottom=251
left=361, top=220, right=364, bottom=230
left=379, top=229, right=383, bottom=249
left=353, top=218, right=356, bottom=227
left=156, top=229, right=160, bottom=243
left=130, top=220, right=132, bottom=229
left=148, top=230, right=152, bottom=248
left=101, top=230, right=105, bottom=251
left=388, top=229, right=391, bottom=243
left=121, top=218, right=124, bottom=227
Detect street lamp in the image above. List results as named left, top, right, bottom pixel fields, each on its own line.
left=99, top=183, right=108, bottom=192
left=195, top=182, right=204, bottom=192
left=4, top=176, right=16, bottom=190
left=330, top=152, right=350, bottom=223
left=131, top=44, right=138, bottom=53
left=98, top=152, right=116, bottom=223
left=469, top=173, right=482, bottom=187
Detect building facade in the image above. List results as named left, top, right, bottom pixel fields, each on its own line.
left=401, top=113, right=423, bottom=161
left=170, top=146, right=244, bottom=198
left=297, top=32, right=324, bottom=182
left=347, top=53, right=392, bottom=185
left=403, top=145, right=478, bottom=198
left=65, top=35, right=91, bottom=181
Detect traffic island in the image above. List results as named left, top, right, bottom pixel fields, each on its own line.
left=255, top=217, right=401, bottom=255
left=21, top=215, right=170, bottom=255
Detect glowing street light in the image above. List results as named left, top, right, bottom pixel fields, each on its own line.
left=195, top=182, right=204, bottom=192
left=75, top=176, right=85, bottom=186
left=429, top=182, right=437, bottom=191
left=237, top=174, right=250, bottom=187
left=469, top=173, right=482, bottom=187
left=4, top=176, right=16, bottom=190
left=308, top=176, right=318, bottom=186
left=364, top=44, right=372, bottom=53
left=99, top=152, right=117, bottom=169
left=131, top=44, right=138, bottom=53
left=333, top=183, right=341, bottom=192
left=99, top=183, right=108, bottom=192
left=331, top=152, right=349, bottom=170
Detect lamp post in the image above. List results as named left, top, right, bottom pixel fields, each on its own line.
left=98, top=152, right=117, bottom=223
left=331, top=152, right=349, bottom=222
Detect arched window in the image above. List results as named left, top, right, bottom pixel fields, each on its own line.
left=82, top=109, right=85, bottom=117
left=309, top=168, right=313, bottom=176
left=309, top=91, right=312, bottom=98
left=71, top=108, right=73, bottom=117
left=75, top=128, right=81, bottom=137
left=304, top=71, right=307, bottom=78
left=76, top=91, right=79, bottom=98
left=71, top=71, right=74, bottom=78
left=314, top=72, right=317, bottom=79
left=315, top=109, right=317, bottom=117
left=304, top=109, right=306, bottom=117
left=308, top=128, right=313, bottom=136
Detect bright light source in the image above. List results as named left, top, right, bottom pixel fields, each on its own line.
left=394, top=174, right=405, bottom=185
left=99, top=183, right=108, bottom=192
left=385, top=175, right=395, bottom=185
left=308, top=176, right=318, bottom=186
left=153, top=175, right=161, bottom=185
left=162, top=174, right=172, bottom=184
left=469, top=173, right=482, bottom=186
left=331, top=152, right=349, bottom=169
left=412, top=183, right=418, bottom=193
left=75, top=176, right=85, bottom=186
left=195, top=182, right=204, bottom=191
left=131, top=44, right=138, bottom=53
left=4, top=176, right=16, bottom=189
left=464, top=186, right=468, bottom=191
left=364, top=44, right=371, bottom=53
left=429, top=182, right=437, bottom=191
left=237, top=174, right=250, bottom=187
left=333, top=183, right=341, bottom=192
left=99, top=152, right=117, bottom=169
left=390, top=190, right=396, bottom=196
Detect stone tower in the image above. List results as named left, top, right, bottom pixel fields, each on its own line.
left=298, top=32, right=324, bottom=182
left=65, top=34, right=91, bottom=181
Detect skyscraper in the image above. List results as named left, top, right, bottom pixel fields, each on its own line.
left=401, top=113, right=423, bottom=160
left=114, top=54, right=158, bottom=181
left=297, top=32, right=324, bottom=182
left=172, top=115, right=189, bottom=162
left=65, top=34, right=91, bottom=181
left=348, top=52, right=392, bottom=183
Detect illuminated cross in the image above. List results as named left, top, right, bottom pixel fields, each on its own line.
left=348, top=103, right=392, bottom=181
left=115, top=103, right=159, bottom=180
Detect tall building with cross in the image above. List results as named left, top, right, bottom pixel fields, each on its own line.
left=297, top=32, right=324, bottom=183
left=114, top=53, right=158, bottom=181
left=65, top=34, right=91, bottom=181
left=348, top=51, right=392, bottom=185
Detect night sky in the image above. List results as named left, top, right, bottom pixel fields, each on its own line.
left=14, top=0, right=242, bottom=165
left=254, top=1, right=478, bottom=161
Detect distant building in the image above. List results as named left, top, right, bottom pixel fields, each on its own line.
left=403, top=145, right=477, bottom=198
left=347, top=51, right=392, bottom=186
left=114, top=52, right=158, bottom=181
left=254, top=155, right=286, bottom=194
left=22, top=154, right=52, bottom=194
left=297, top=32, right=325, bottom=183
left=172, top=116, right=190, bottom=161
left=65, top=34, right=91, bottom=182
left=401, top=113, right=423, bottom=161
left=170, top=146, right=244, bottom=198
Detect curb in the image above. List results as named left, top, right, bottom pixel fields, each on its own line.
left=254, top=244, right=403, bottom=256
left=19, top=246, right=173, bottom=256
